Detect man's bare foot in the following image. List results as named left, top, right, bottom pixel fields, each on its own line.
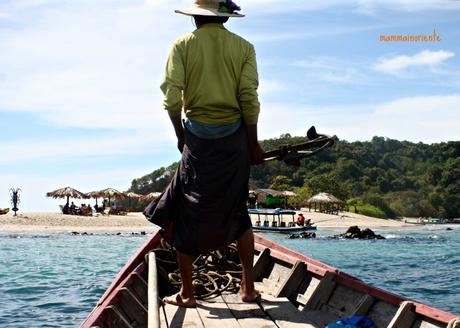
left=162, top=293, right=197, bottom=308
left=240, top=288, right=261, bottom=302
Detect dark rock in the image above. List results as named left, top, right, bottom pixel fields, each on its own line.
left=288, top=232, right=316, bottom=239
left=332, top=226, right=385, bottom=240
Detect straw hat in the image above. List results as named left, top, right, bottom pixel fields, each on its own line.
left=175, top=0, right=245, bottom=18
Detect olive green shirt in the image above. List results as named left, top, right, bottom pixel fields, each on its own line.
left=160, top=23, right=260, bottom=125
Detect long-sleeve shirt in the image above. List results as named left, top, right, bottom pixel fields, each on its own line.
left=160, top=23, right=260, bottom=125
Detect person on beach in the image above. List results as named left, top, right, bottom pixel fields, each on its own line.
left=144, top=0, right=263, bottom=308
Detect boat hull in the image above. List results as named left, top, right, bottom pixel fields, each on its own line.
left=252, top=224, right=316, bottom=234
left=81, top=230, right=459, bottom=328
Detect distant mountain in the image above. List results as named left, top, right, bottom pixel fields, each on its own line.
left=129, top=135, right=460, bottom=219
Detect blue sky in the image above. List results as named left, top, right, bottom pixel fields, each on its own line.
left=1, top=0, right=459, bottom=212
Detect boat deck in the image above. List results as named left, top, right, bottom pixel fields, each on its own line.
left=161, top=288, right=324, bottom=328
left=83, top=234, right=458, bottom=328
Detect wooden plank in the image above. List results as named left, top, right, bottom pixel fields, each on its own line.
left=367, top=300, right=399, bottom=328
left=221, top=293, right=277, bottom=328
left=119, top=287, right=147, bottom=326
left=261, top=278, right=279, bottom=296
left=196, top=296, right=241, bottom=328
left=253, top=247, right=272, bottom=281
left=259, top=294, right=318, bottom=328
left=387, top=301, right=416, bottom=328
left=351, top=294, right=375, bottom=316
left=298, top=276, right=321, bottom=305
left=162, top=303, right=204, bottom=328
left=302, top=310, right=340, bottom=327
left=130, top=272, right=148, bottom=306
left=326, top=284, right=365, bottom=315
left=303, top=271, right=336, bottom=311
left=274, top=260, right=307, bottom=300
left=267, top=262, right=291, bottom=286
left=104, top=305, right=134, bottom=328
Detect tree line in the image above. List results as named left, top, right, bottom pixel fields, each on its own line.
left=129, top=135, right=460, bottom=219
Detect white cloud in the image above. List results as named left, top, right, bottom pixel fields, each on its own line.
left=294, top=57, right=365, bottom=84
left=0, top=0, right=189, bottom=130
left=374, top=50, right=455, bottom=75
left=259, top=94, right=460, bottom=143
left=0, top=131, right=172, bottom=164
left=355, top=0, right=460, bottom=15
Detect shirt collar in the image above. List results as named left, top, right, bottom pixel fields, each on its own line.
left=198, top=23, right=226, bottom=30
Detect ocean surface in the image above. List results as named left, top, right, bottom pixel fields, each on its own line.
left=0, top=226, right=459, bottom=327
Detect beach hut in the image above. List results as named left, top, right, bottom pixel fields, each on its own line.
left=46, top=187, right=88, bottom=205
left=306, top=192, right=344, bottom=213
left=256, top=189, right=289, bottom=208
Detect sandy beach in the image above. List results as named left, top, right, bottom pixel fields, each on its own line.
left=0, top=211, right=158, bottom=233
left=0, top=210, right=408, bottom=234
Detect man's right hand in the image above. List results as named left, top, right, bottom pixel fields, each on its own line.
left=249, top=141, right=263, bottom=165
left=245, top=123, right=263, bottom=165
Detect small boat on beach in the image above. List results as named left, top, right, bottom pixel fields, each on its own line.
left=81, top=230, right=459, bottom=328
left=249, top=208, right=316, bottom=234
left=0, top=208, right=10, bottom=215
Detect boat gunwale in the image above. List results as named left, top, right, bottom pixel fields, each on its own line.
left=255, top=234, right=458, bottom=325
left=81, top=230, right=161, bottom=328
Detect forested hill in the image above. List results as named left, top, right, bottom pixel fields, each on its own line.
left=129, top=135, right=460, bottom=219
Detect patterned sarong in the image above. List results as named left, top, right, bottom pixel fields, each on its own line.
left=144, top=125, right=252, bottom=255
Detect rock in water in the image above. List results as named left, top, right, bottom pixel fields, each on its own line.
left=332, top=226, right=385, bottom=239
left=288, top=232, right=316, bottom=239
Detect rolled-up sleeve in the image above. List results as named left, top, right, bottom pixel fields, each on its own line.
left=160, top=42, right=185, bottom=117
left=238, top=44, right=260, bottom=124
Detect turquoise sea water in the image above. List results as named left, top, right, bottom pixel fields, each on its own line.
left=0, top=226, right=459, bottom=327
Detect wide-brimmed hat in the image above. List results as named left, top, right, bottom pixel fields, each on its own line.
left=175, top=0, right=245, bottom=18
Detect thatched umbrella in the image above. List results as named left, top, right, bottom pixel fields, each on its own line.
left=141, top=192, right=161, bottom=202
left=124, top=192, right=142, bottom=208
left=97, top=188, right=126, bottom=206
left=125, top=192, right=142, bottom=199
left=86, top=190, right=104, bottom=207
left=306, top=192, right=344, bottom=212
left=46, top=187, right=87, bottom=205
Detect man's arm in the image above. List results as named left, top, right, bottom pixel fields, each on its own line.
left=245, top=123, right=263, bottom=165
left=169, top=113, right=185, bottom=153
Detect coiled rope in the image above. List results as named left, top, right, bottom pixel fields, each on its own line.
left=152, top=239, right=242, bottom=299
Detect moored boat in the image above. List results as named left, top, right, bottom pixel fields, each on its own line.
left=81, top=230, right=459, bottom=328
left=0, top=208, right=10, bottom=215
left=249, top=208, right=317, bottom=234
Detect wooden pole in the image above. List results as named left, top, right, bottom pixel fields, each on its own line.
left=148, top=252, right=160, bottom=328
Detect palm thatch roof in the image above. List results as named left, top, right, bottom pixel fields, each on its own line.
left=124, top=192, right=142, bottom=199
left=97, top=188, right=126, bottom=199
left=141, top=192, right=162, bottom=201
left=85, top=190, right=103, bottom=198
left=307, top=192, right=344, bottom=204
left=46, top=187, right=87, bottom=199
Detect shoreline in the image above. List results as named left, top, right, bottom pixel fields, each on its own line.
left=0, top=210, right=414, bottom=234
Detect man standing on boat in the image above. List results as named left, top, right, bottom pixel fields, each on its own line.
left=145, top=0, right=263, bottom=307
